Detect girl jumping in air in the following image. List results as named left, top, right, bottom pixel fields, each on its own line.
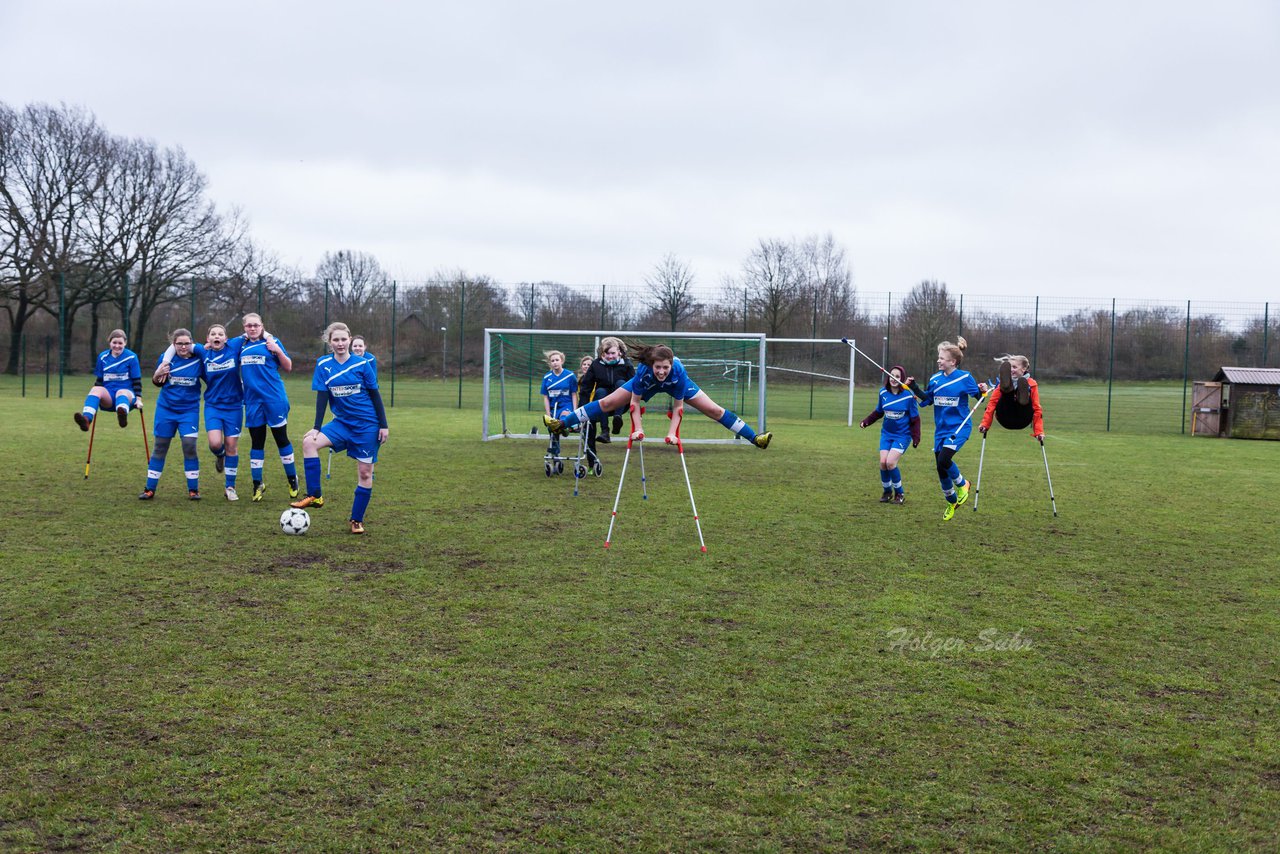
left=74, top=329, right=142, bottom=431
left=908, top=337, right=987, bottom=520
left=544, top=341, right=772, bottom=449
left=980, top=354, right=1045, bottom=443
left=859, top=365, right=920, bottom=504
left=290, top=322, right=389, bottom=535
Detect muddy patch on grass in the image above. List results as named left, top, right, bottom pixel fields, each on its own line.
left=249, top=553, right=327, bottom=573
left=332, top=559, right=408, bottom=577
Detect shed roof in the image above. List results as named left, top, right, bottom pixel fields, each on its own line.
left=1213, top=367, right=1280, bottom=385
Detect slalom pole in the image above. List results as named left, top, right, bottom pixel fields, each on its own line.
left=604, top=434, right=635, bottom=549
left=1039, top=436, right=1058, bottom=517
left=973, top=431, right=988, bottom=511
left=672, top=433, right=707, bottom=554
left=841, top=337, right=903, bottom=387
left=84, top=415, right=98, bottom=480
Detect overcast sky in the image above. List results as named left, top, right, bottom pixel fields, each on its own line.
left=3, top=0, right=1278, bottom=305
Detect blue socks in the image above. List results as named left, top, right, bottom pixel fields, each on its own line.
left=280, top=444, right=297, bottom=480
left=82, top=394, right=99, bottom=422
left=146, top=456, right=164, bottom=491
left=880, top=469, right=892, bottom=491
left=717, top=409, right=757, bottom=441
left=561, top=401, right=602, bottom=430
left=351, top=485, right=372, bottom=522
left=304, top=456, right=323, bottom=498
left=224, top=454, right=238, bottom=489
left=890, top=467, right=903, bottom=494
left=250, top=449, right=265, bottom=484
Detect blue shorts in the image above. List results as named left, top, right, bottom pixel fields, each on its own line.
left=153, top=405, right=200, bottom=439
left=933, top=424, right=971, bottom=453
left=245, top=398, right=289, bottom=429
left=321, top=420, right=381, bottom=464
left=638, top=380, right=701, bottom=403
left=204, top=403, right=243, bottom=437
left=879, top=434, right=911, bottom=453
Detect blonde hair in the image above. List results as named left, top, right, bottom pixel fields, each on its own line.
left=543, top=350, right=565, bottom=366
left=995, top=353, right=1029, bottom=371
left=938, top=336, right=968, bottom=364
left=322, top=321, right=351, bottom=348
left=242, top=312, right=262, bottom=325
left=598, top=336, right=625, bottom=357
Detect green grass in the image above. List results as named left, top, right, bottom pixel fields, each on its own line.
left=2, top=379, right=1278, bottom=850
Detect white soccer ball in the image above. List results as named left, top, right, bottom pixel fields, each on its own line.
left=280, top=508, right=310, bottom=535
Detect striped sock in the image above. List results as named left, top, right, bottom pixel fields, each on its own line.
left=224, top=454, right=238, bottom=489
left=279, top=444, right=297, bottom=480
left=717, top=409, right=757, bottom=441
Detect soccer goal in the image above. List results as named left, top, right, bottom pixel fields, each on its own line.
left=482, top=329, right=767, bottom=443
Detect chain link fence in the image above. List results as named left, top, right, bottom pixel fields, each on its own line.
left=5, top=276, right=1277, bottom=435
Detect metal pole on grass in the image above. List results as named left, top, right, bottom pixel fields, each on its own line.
left=457, top=281, right=466, bottom=409
left=45, top=336, right=51, bottom=397
left=1263, top=303, right=1270, bottom=366
left=58, top=272, right=65, bottom=398
left=189, top=278, right=196, bottom=330
left=1181, top=300, right=1191, bottom=434
left=1106, top=298, right=1115, bottom=432
left=973, top=431, right=988, bottom=511
left=1032, top=296, right=1040, bottom=376
left=390, top=280, right=397, bottom=407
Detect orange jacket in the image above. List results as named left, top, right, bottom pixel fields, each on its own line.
left=980, top=376, right=1044, bottom=437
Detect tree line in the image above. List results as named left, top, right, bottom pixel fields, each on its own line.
left=5, top=101, right=1275, bottom=384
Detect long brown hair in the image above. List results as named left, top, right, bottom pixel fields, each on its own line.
left=626, top=342, right=675, bottom=366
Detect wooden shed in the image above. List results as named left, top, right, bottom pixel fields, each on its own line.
left=1193, top=367, right=1280, bottom=439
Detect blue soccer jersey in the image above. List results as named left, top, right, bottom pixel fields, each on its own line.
left=875, top=387, right=920, bottom=439
left=155, top=353, right=205, bottom=412
left=313, top=353, right=380, bottom=431
left=194, top=339, right=245, bottom=407
left=240, top=336, right=291, bottom=407
left=917, top=369, right=982, bottom=441
left=95, top=348, right=141, bottom=396
left=540, top=369, right=578, bottom=417
left=623, top=357, right=702, bottom=402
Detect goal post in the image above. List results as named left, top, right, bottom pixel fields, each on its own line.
left=482, top=329, right=767, bottom=443
left=765, top=337, right=858, bottom=427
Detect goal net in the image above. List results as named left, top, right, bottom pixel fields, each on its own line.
left=482, top=329, right=767, bottom=443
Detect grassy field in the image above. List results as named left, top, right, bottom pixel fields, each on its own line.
left=2, top=378, right=1278, bottom=850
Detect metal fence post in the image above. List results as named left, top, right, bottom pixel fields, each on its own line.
left=1032, top=296, right=1040, bottom=376
left=257, top=275, right=263, bottom=317
left=122, top=272, right=130, bottom=339
left=58, top=272, right=65, bottom=398
left=390, top=280, right=397, bottom=408
left=21, top=333, right=26, bottom=397
left=457, top=281, right=466, bottom=409
left=1263, top=302, right=1270, bottom=366
left=600, top=283, right=606, bottom=329
left=958, top=294, right=964, bottom=338
left=190, top=278, right=197, bottom=330
left=1106, top=298, right=1116, bottom=432
left=1181, top=300, right=1191, bottom=434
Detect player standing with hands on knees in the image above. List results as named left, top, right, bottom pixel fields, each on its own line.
left=908, top=337, right=988, bottom=520
left=290, top=322, right=388, bottom=535
left=544, top=341, right=772, bottom=448
left=859, top=365, right=920, bottom=504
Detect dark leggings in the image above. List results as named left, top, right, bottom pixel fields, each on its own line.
left=248, top=424, right=291, bottom=453
left=935, top=446, right=958, bottom=478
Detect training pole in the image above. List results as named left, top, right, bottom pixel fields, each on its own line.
left=673, top=435, right=707, bottom=553
left=1040, top=437, right=1058, bottom=517
left=84, top=415, right=97, bottom=479
left=841, top=336, right=902, bottom=386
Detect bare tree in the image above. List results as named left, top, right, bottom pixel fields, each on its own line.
left=315, top=250, right=390, bottom=317
left=0, top=102, right=110, bottom=373
left=798, top=233, right=860, bottom=336
left=895, top=280, right=959, bottom=372
left=741, top=237, right=804, bottom=337
left=644, top=253, right=700, bottom=331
